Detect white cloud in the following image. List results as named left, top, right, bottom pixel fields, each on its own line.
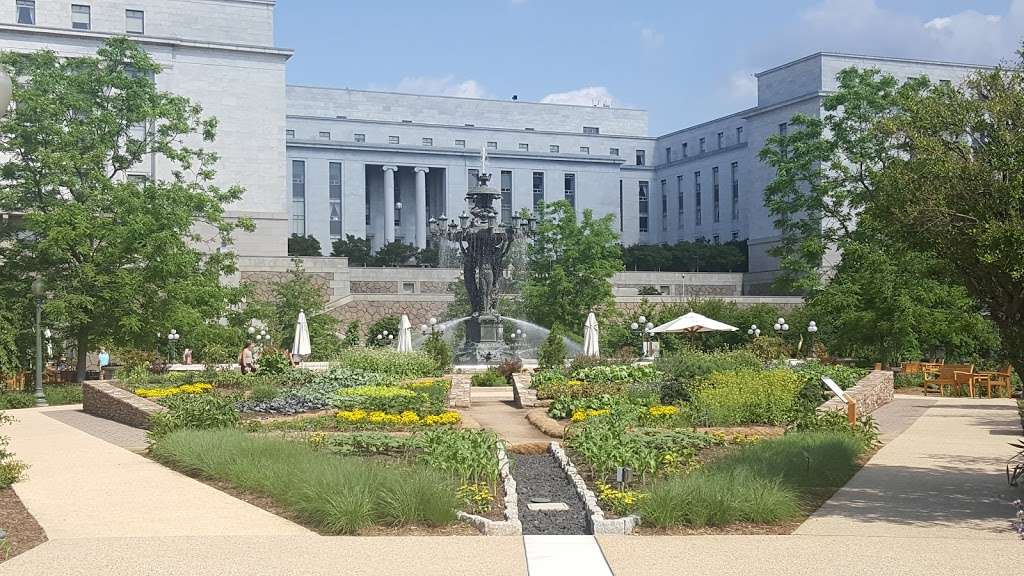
left=727, top=69, right=757, bottom=103
left=782, top=0, right=1024, bottom=65
left=540, top=87, right=618, bottom=107
left=384, top=75, right=491, bottom=99
left=639, top=26, right=665, bottom=49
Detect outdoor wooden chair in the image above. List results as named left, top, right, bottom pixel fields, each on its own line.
left=901, top=361, right=922, bottom=374
left=978, top=366, right=1014, bottom=398
left=934, top=364, right=974, bottom=396
left=953, top=368, right=988, bottom=398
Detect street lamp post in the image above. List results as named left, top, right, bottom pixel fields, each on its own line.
left=773, top=317, right=790, bottom=335
left=31, top=278, right=46, bottom=407
left=747, top=324, right=762, bottom=338
left=630, top=315, right=655, bottom=358
left=806, top=321, right=818, bottom=359
left=166, top=330, right=181, bottom=364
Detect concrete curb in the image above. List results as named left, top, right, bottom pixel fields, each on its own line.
left=549, top=442, right=639, bottom=535
left=457, top=442, right=523, bottom=535
left=525, top=409, right=565, bottom=438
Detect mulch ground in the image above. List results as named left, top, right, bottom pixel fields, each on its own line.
left=0, top=488, right=47, bottom=563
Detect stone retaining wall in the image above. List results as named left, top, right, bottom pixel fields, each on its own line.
left=82, top=380, right=166, bottom=430
left=448, top=374, right=472, bottom=408
left=818, top=370, right=894, bottom=416
left=511, top=372, right=538, bottom=408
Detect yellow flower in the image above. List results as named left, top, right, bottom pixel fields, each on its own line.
left=648, top=405, right=679, bottom=417
left=336, top=409, right=368, bottom=422
left=134, top=382, right=213, bottom=399
left=571, top=408, right=610, bottom=423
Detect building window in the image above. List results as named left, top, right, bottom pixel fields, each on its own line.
left=329, top=162, right=343, bottom=240
left=319, top=131, right=331, bottom=140
left=468, top=168, right=479, bottom=186
left=532, top=172, right=544, bottom=210
left=682, top=142, right=688, bottom=158
left=126, top=9, right=145, bottom=34
left=778, top=122, right=788, bottom=136
left=564, top=173, right=576, bottom=209
left=388, top=135, right=400, bottom=145
left=638, top=181, right=649, bottom=234
left=694, top=171, right=702, bottom=226
left=365, top=186, right=371, bottom=226
left=16, top=0, right=34, bottom=24
left=394, top=175, right=402, bottom=227
left=609, top=147, right=619, bottom=156
left=579, top=146, right=590, bottom=154
left=731, top=162, right=740, bottom=222
left=285, top=130, right=295, bottom=139
left=291, top=160, right=306, bottom=236
left=500, top=170, right=513, bottom=224
left=422, top=137, right=433, bottom=146
left=713, top=234, right=720, bottom=244
left=618, top=180, right=623, bottom=233
left=732, top=231, right=739, bottom=241
left=660, top=179, right=668, bottom=232
left=549, top=144, right=560, bottom=153
left=665, top=147, right=672, bottom=163
left=401, top=282, right=416, bottom=294
left=455, top=139, right=465, bottom=147
left=519, top=143, right=529, bottom=151
left=712, top=166, right=720, bottom=223
left=354, top=133, right=366, bottom=143
left=717, top=132, right=724, bottom=149
left=583, top=126, right=599, bottom=135
left=699, top=137, right=706, bottom=153
left=736, top=126, right=744, bottom=143
left=72, top=4, right=90, bottom=30
left=636, top=149, right=645, bottom=166
left=677, top=175, right=684, bottom=229
left=486, top=141, right=497, bottom=150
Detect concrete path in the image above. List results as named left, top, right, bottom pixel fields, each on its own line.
left=465, top=387, right=551, bottom=444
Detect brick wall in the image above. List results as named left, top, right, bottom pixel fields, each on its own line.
left=818, top=370, right=894, bottom=416
left=83, top=381, right=167, bottom=430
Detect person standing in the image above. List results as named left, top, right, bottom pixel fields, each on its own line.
left=98, top=348, right=110, bottom=380
left=182, top=348, right=193, bottom=365
left=239, top=342, right=255, bottom=374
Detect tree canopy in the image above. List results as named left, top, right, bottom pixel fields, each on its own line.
left=522, top=200, right=622, bottom=330
left=0, top=38, right=249, bottom=380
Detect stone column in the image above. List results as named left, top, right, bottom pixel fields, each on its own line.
left=382, top=165, right=397, bottom=244
left=414, top=167, right=429, bottom=249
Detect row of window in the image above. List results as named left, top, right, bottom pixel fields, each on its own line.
left=290, top=160, right=344, bottom=238
left=663, top=126, right=744, bottom=164
left=286, top=129, right=635, bottom=158
left=16, top=1, right=145, bottom=34
left=638, top=162, right=741, bottom=233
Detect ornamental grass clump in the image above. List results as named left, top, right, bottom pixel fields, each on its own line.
left=150, top=428, right=460, bottom=534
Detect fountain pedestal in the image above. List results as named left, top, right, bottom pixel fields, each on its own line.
left=461, top=314, right=507, bottom=363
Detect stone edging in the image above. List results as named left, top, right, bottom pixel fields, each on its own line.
left=448, top=374, right=471, bottom=408
left=82, top=380, right=166, bottom=430
left=526, top=409, right=565, bottom=438
left=457, top=443, right=522, bottom=535
left=549, top=442, right=639, bottom=535
left=511, top=372, right=537, bottom=408
left=818, top=370, right=894, bottom=416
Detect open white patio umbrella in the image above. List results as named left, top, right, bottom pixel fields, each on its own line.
left=650, top=312, right=739, bottom=334
left=291, top=309, right=312, bottom=359
left=582, top=312, right=600, bottom=358
left=396, top=314, right=413, bottom=353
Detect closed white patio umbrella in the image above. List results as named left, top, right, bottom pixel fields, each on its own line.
left=582, top=312, right=600, bottom=358
left=291, top=309, right=312, bottom=359
left=650, top=312, right=739, bottom=334
left=396, top=314, right=413, bottom=353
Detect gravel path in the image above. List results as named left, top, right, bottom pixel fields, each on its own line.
left=511, top=453, right=589, bottom=535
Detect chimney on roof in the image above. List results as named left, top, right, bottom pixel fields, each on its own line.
left=512, top=95, right=518, bottom=101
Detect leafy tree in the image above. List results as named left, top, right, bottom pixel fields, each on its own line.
left=759, top=68, right=930, bottom=291
left=247, top=260, right=341, bottom=361
left=622, top=240, right=748, bottom=273
left=0, top=38, right=249, bottom=381
left=373, top=241, right=419, bottom=267
left=538, top=325, right=567, bottom=369
left=423, top=331, right=452, bottom=371
left=870, top=49, right=1024, bottom=374
left=342, top=321, right=361, bottom=347
left=331, top=234, right=372, bottom=265
left=522, top=200, right=622, bottom=330
left=288, top=234, right=322, bottom=256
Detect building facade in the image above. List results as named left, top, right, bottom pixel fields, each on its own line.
left=0, top=2, right=985, bottom=288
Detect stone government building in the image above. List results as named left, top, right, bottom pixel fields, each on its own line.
left=0, top=0, right=985, bottom=300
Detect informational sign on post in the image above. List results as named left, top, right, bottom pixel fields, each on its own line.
left=821, top=377, right=847, bottom=403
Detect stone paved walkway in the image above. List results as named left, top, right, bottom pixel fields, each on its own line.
left=465, top=386, right=551, bottom=445
left=42, top=407, right=148, bottom=452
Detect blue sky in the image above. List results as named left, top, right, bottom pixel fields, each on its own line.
left=276, top=0, right=1022, bottom=134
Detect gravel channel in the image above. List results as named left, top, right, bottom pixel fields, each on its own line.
left=511, top=453, right=589, bottom=535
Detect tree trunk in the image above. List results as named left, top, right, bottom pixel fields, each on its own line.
left=994, top=319, right=1024, bottom=392
left=75, top=334, right=89, bottom=383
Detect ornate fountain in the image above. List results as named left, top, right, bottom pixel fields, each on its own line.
left=430, top=150, right=536, bottom=363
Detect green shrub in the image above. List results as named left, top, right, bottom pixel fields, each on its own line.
left=249, top=381, right=281, bottom=402
left=257, top=348, right=291, bottom=375
left=45, top=385, right=83, bottom=406
left=789, top=410, right=879, bottom=450
left=792, top=362, right=869, bottom=408
left=894, top=372, right=924, bottom=389
left=336, top=349, right=439, bottom=379
left=532, top=370, right=569, bottom=399
left=470, top=369, right=507, bottom=387
left=0, top=412, right=26, bottom=488
left=148, top=393, right=240, bottom=438
left=572, top=364, right=662, bottom=385
left=416, top=428, right=501, bottom=486
left=690, top=369, right=804, bottom=426
left=422, top=332, right=452, bottom=372
left=538, top=327, right=567, bottom=369
left=333, top=386, right=436, bottom=414
left=656, top=349, right=763, bottom=403
left=366, top=317, right=400, bottom=347
left=0, top=392, right=35, bottom=410
left=745, top=335, right=789, bottom=362
left=150, top=429, right=459, bottom=534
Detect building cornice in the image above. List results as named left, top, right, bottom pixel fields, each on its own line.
left=655, top=108, right=757, bottom=140
left=742, top=92, right=828, bottom=118
left=286, top=139, right=629, bottom=165
left=0, top=23, right=293, bottom=58
left=653, top=142, right=749, bottom=169
left=756, top=51, right=994, bottom=78
left=286, top=114, right=655, bottom=141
